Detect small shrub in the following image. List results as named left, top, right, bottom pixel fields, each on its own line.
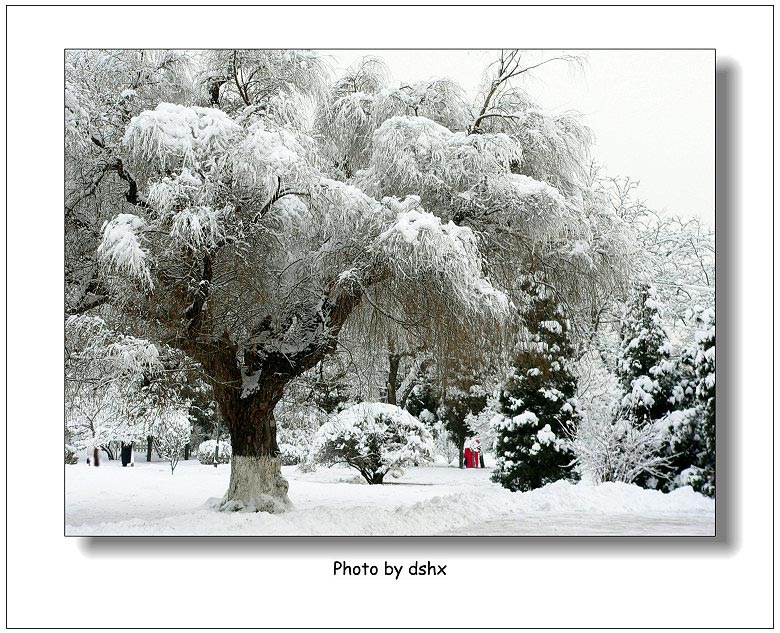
left=314, top=402, right=435, bottom=484
left=197, top=439, right=231, bottom=465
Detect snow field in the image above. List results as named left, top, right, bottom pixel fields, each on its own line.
left=66, top=457, right=713, bottom=536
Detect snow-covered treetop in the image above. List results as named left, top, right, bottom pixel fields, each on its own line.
left=123, top=103, right=242, bottom=174
left=99, top=99, right=510, bottom=370
left=72, top=50, right=646, bottom=397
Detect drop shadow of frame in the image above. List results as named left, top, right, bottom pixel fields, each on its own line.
left=79, top=60, right=737, bottom=557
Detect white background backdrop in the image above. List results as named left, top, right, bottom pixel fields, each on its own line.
left=4, top=4, right=773, bottom=628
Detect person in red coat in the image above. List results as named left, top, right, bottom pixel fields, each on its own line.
left=463, top=444, right=473, bottom=469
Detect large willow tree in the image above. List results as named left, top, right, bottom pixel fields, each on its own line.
left=66, top=49, right=634, bottom=512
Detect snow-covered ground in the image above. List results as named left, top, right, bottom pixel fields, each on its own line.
left=65, top=456, right=714, bottom=536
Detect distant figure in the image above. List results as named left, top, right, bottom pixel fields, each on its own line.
left=463, top=444, right=473, bottom=469
left=121, top=442, right=133, bottom=467
left=475, top=439, right=484, bottom=468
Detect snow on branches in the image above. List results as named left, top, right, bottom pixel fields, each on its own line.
left=361, top=115, right=523, bottom=206
left=65, top=315, right=192, bottom=454
left=122, top=102, right=241, bottom=174
left=97, top=213, right=153, bottom=288
left=373, top=196, right=509, bottom=315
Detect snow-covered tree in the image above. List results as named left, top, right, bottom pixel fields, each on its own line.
left=66, top=314, right=201, bottom=466
left=438, top=380, right=491, bottom=469
left=313, top=402, right=435, bottom=484
left=199, top=49, right=329, bottom=117
left=656, top=308, right=715, bottom=495
left=92, top=68, right=509, bottom=511
left=569, top=350, right=672, bottom=485
left=65, top=50, right=194, bottom=316
left=65, top=316, right=164, bottom=454
left=492, top=282, right=579, bottom=491
left=69, top=49, right=637, bottom=512
left=616, top=284, right=677, bottom=426
left=692, top=309, right=715, bottom=495
left=150, top=407, right=192, bottom=474
left=465, top=392, right=503, bottom=461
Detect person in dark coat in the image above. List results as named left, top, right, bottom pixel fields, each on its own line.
left=121, top=442, right=133, bottom=467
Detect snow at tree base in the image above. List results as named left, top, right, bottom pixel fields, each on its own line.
left=65, top=49, right=715, bottom=535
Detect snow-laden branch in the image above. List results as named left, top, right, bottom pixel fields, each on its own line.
left=97, top=213, right=153, bottom=288
left=123, top=102, right=241, bottom=174
left=372, top=197, right=510, bottom=316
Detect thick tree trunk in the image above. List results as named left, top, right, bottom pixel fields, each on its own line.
left=213, top=381, right=291, bottom=513
left=187, top=277, right=368, bottom=513
left=146, top=436, right=153, bottom=462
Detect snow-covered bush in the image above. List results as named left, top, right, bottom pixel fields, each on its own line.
left=431, top=419, right=459, bottom=465
left=572, top=412, right=670, bottom=485
left=314, top=402, right=435, bottom=484
left=278, top=443, right=307, bottom=466
left=65, top=444, right=79, bottom=465
left=570, top=350, right=673, bottom=486
left=197, top=439, right=231, bottom=465
left=275, top=397, right=327, bottom=465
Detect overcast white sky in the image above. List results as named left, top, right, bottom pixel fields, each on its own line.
left=322, top=50, right=714, bottom=223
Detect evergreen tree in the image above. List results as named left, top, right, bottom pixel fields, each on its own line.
left=492, top=283, right=579, bottom=492
left=654, top=308, right=715, bottom=495
left=691, top=309, right=715, bottom=496
left=403, top=366, right=441, bottom=423
left=438, top=382, right=488, bottom=468
left=616, top=284, right=677, bottom=427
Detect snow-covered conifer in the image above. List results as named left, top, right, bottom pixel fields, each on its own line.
left=616, top=284, right=677, bottom=426
left=656, top=308, right=715, bottom=495
left=492, top=282, right=579, bottom=491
